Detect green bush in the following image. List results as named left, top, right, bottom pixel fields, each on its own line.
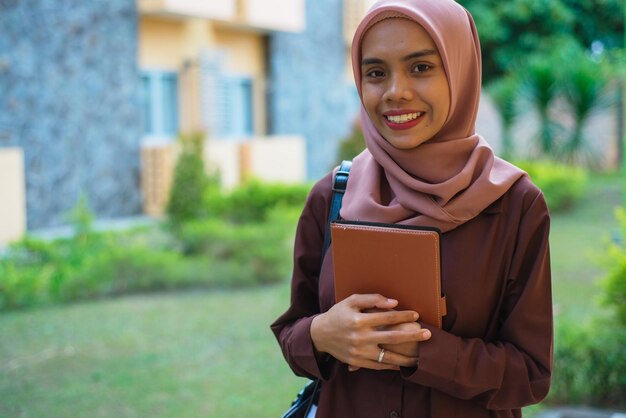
left=548, top=208, right=626, bottom=408
left=515, top=160, right=588, bottom=212
left=337, top=119, right=366, bottom=161
left=58, top=242, right=190, bottom=300
left=0, top=202, right=301, bottom=311
left=550, top=319, right=626, bottom=407
left=0, top=228, right=110, bottom=310
left=210, top=179, right=310, bottom=223
left=0, top=259, right=51, bottom=310
left=601, top=208, right=626, bottom=326
left=167, top=132, right=215, bottom=225
left=0, top=175, right=308, bottom=311
left=175, top=208, right=298, bottom=285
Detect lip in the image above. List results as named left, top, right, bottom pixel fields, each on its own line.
left=382, top=110, right=424, bottom=131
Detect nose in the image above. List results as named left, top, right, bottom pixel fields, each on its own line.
left=383, top=73, right=414, bottom=102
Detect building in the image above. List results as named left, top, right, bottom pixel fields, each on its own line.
left=137, top=0, right=308, bottom=215
left=1, top=0, right=618, bottom=244
left=0, top=0, right=310, bottom=235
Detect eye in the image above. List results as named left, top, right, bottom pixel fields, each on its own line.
left=364, top=69, right=385, bottom=78
left=412, top=63, right=432, bottom=73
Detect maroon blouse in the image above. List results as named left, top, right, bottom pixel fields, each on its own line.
left=271, top=172, right=552, bottom=418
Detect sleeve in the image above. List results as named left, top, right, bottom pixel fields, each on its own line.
left=270, top=173, right=336, bottom=380
left=402, top=190, right=553, bottom=409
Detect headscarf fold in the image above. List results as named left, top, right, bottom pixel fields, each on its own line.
left=340, top=0, right=525, bottom=232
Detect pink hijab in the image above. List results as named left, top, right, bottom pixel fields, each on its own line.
left=340, top=0, right=525, bottom=232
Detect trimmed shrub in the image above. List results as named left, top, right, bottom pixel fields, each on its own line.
left=210, top=179, right=310, bottom=223
left=167, top=132, right=213, bottom=225
left=175, top=208, right=299, bottom=285
left=0, top=174, right=308, bottom=311
left=0, top=203, right=301, bottom=311
left=550, top=319, right=626, bottom=407
left=58, top=242, right=189, bottom=300
left=515, top=160, right=588, bottom=212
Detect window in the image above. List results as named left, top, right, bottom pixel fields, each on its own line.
left=141, top=70, right=179, bottom=137
left=213, top=75, right=254, bottom=139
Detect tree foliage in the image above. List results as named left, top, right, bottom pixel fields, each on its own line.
left=337, top=119, right=366, bottom=162
left=458, top=0, right=624, bottom=82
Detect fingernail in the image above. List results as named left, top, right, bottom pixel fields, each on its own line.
left=387, top=298, right=397, bottom=304
left=413, top=313, right=419, bottom=321
left=423, top=330, right=431, bottom=338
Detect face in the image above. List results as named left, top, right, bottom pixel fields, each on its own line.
left=360, top=18, right=451, bottom=149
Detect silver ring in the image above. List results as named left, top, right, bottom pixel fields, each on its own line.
left=377, top=348, right=386, bottom=363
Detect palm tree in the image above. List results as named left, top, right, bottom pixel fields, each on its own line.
left=487, top=75, right=520, bottom=161
left=520, top=54, right=560, bottom=156
left=560, top=47, right=611, bottom=164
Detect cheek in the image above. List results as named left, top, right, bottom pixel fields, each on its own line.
left=361, top=86, right=381, bottom=116
left=425, top=84, right=450, bottom=119
left=436, top=82, right=451, bottom=117
left=363, top=94, right=377, bottom=119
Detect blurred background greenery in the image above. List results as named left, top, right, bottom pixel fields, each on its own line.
left=1, top=0, right=626, bottom=417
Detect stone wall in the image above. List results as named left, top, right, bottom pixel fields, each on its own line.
left=269, top=0, right=361, bottom=181
left=0, top=0, right=143, bottom=229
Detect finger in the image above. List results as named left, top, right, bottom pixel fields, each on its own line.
left=363, top=310, right=419, bottom=328
left=371, top=346, right=419, bottom=368
left=380, top=350, right=419, bottom=368
left=345, top=294, right=399, bottom=311
left=377, top=328, right=431, bottom=345
left=352, top=359, right=400, bottom=371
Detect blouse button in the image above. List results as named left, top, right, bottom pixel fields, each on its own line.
left=390, top=411, right=399, bottom=418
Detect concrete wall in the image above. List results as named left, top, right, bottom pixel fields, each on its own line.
left=0, top=0, right=143, bottom=229
left=206, top=135, right=307, bottom=189
left=240, top=136, right=307, bottom=184
left=0, top=148, right=26, bottom=245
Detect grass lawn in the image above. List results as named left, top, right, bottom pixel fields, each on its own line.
left=0, top=173, right=622, bottom=417
left=0, top=286, right=303, bottom=418
left=549, top=173, right=621, bottom=322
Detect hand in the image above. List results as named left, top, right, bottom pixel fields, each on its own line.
left=380, top=321, right=430, bottom=358
left=310, top=294, right=427, bottom=371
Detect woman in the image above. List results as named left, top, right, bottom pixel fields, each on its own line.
left=272, top=0, right=552, bottom=416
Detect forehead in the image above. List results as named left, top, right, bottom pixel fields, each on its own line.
left=360, top=18, right=438, bottom=57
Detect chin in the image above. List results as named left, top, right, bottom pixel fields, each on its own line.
left=385, top=137, right=429, bottom=150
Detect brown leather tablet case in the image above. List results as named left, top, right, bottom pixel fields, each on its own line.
left=331, top=220, right=447, bottom=328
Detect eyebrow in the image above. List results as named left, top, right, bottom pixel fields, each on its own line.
left=361, top=49, right=438, bottom=66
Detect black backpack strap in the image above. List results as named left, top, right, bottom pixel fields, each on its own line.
left=322, top=160, right=352, bottom=256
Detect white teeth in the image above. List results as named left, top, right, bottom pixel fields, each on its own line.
left=386, top=112, right=422, bottom=123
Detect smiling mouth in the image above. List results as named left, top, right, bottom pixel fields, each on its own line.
left=385, top=112, right=423, bottom=124
left=383, top=112, right=424, bottom=130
